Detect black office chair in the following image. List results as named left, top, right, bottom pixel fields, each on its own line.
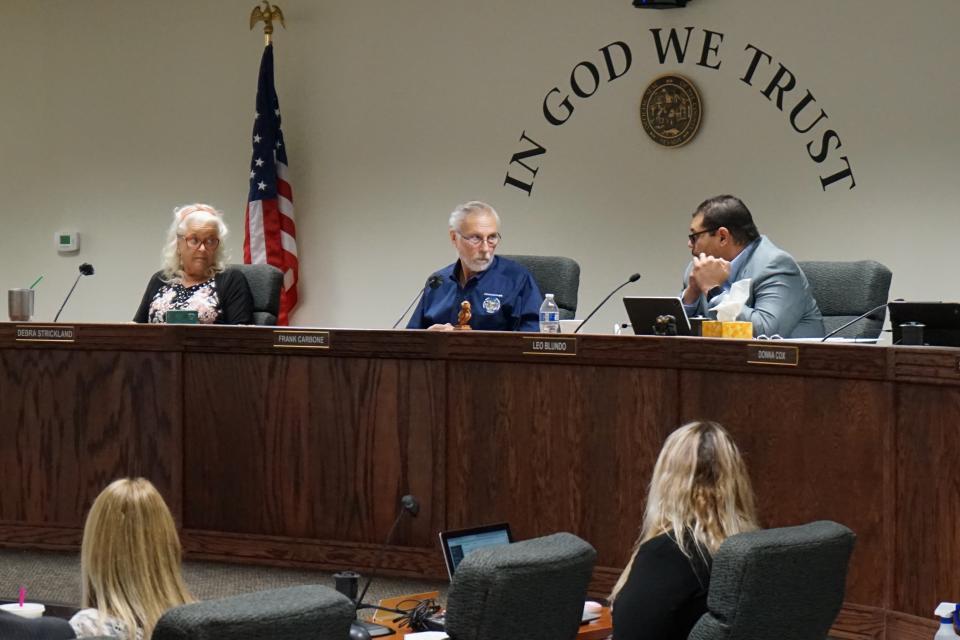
left=688, top=520, right=856, bottom=640
left=230, top=263, right=283, bottom=326
left=798, top=260, right=892, bottom=339
left=444, top=532, right=597, bottom=640
left=151, top=585, right=354, bottom=640
left=499, top=255, right=581, bottom=320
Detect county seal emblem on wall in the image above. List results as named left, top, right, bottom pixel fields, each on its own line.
left=639, top=74, right=702, bottom=148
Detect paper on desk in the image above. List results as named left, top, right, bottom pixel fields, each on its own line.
left=405, top=633, right=449, bottom=640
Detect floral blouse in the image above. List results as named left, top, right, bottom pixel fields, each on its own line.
left=69, top=608, right=144, bottom=640
left=147, top=278, right=221, bottom=324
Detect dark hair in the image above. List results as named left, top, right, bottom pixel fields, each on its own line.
left=694, top=195, right=760, bottom=245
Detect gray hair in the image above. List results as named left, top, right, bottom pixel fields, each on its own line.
left=160, top=203, right=230, bottom=281
left=448, top=201, right=500, bottom=232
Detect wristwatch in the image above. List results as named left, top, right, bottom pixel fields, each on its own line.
left=707, top=286, right=724, bottom=300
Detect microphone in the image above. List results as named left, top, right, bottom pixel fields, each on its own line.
left=392, top=275, right=443, bottom=329
left=53, top=263, right=95, bottom=322
left=820, top=299, right=901, bottom=342
left=574, top=272, right=641, bottom=334
left=351, top=494, right=421, bottom=638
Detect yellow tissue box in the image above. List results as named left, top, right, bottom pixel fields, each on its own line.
left=701, top=321, right=723, bottom=337
left=722, top=321, right=753, bottom=339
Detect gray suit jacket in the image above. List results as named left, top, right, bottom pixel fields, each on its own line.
left=684, top=236, right=825, bottom=338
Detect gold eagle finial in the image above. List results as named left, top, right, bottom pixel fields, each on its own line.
left=250, top=1, right=286, bottom=44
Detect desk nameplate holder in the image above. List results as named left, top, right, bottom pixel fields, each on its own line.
left=273, top=330, right=330, bottom=349
left=522, top=335, right=577, bottom=357
left=746, top=343, right=799, bottom=367
left=15, top=325, right=76, bottom=343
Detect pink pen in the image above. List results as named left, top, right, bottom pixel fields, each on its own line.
left=18, top=586, right=25, bottom=607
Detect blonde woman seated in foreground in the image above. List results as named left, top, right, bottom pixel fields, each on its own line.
left=70, top=478, right=193, bottom=639
left=610, top=421, right=760, bottom=640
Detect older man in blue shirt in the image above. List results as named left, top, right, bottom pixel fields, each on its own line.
left=407, top=201, right=543, bottom=331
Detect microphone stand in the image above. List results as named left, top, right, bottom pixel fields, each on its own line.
left=574, top=273, right=641, bottom=334
left=820, top=301, right=896, bottom=342
left=392, top=276, right=442, bottom=329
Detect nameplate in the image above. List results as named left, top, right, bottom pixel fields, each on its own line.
left=746, top=344, right=799, bottom=367
left=522, top=336, right=577, bottom=357
left=273, top=330, right=331, bottom=349
left=15, top=325, right=76, bottom=343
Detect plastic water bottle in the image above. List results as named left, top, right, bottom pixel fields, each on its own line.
left=539, top=294, right=560, bottom=333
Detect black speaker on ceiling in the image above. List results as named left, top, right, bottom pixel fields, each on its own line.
left=633, top=0, right=688, bottom=7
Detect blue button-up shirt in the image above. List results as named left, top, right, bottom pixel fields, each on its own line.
left=407, top=256, right=543, bottom=331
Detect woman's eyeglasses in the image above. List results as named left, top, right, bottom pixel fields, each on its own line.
left=179, top=235, right=220, bottom=250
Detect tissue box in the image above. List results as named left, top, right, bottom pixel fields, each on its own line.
left=722, top=321, right=753, bottom=339
left=701, top=321, right=752, bottom=339
left=701, top=321, right=723, bottom=337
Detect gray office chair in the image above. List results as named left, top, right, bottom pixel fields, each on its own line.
left=688, top=520, right=856, bottom=640
left=499, top=255, right=581, bottom=320
left=231, top=263, right=283, bottom=326
left=151, top=585, right=354, bottom=640
left=0, top=610, right=77, bottom=640
left=798, top=260, right=892, bottom=339
left=444, top=532, right=597, bottom=640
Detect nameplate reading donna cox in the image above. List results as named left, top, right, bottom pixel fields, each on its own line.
left=522, top=336, right=577, bottom=357
left=273, top=330, right=331, bottom=349
left=15, top=325, right=76, bottom=343
left=746, top=343, right=799, bottom=367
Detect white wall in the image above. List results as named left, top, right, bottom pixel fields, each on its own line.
left=2, top=0, right=957, bottom=332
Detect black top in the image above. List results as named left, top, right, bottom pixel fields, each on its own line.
left=133, top=268, right=254, bottom=325
left=612, top=533, right=712, bottom=640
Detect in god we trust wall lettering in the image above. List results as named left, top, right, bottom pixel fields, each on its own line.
left=504, top=27, right=856, bottom=196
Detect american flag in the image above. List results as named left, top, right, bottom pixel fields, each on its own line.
left=244, top=43, right=298, bottom=325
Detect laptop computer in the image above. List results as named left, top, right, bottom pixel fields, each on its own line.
left=439, top=523, right=513, bottom=580
left=623, top=296, right=693, bottom=336
left=887, top=301, right=960, bottom=346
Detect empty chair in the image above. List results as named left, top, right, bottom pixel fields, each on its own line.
left=688, top=520, right=856, bottom=640
left=798, top=260, right=892, bottom=339
left=231, top=263, right=283, bottom=326
left=151, top=585, right=354, bottom=640
left=444, top=531, right=597, bottom=640
left=499, top=255, right=580, bottom=320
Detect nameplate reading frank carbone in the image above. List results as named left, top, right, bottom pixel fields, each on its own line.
left=523, top=336, right=577, bottom=357
left=273, top=330, right=331, bottom=349
left=15, top=325, right=76, bottom=343
left=746, top=344, right=799, bottom=366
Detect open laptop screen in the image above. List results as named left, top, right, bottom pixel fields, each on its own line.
left=439, top=523, right=513, bottom=579
left=623, top=296, right=693, bottom=336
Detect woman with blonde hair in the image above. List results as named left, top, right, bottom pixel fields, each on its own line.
left=133, top=203, right=253, bottom=324
left=69, top=478, right=193, bottom=639
left=611, top=421, right=759, bottom=640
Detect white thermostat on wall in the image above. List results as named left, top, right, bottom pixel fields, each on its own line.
left=55, top=231, right=79, bottom=254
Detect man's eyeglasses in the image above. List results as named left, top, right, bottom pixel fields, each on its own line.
left=179, top=235, right=220, bottom=250
left=687, top=227, right=718, bottom=244
left=457, top=232, right=502, bottom=247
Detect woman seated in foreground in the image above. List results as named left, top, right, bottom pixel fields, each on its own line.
left=134, top=203, right=253, bottom=324
left=611, top=421, right=760, bottom=640
left=70, top=478, right=193, bottom=639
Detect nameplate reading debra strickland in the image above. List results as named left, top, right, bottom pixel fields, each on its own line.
left=15, top=325, right=76, bottom=343
left=746, top=344, right=799, bottom=367
left=273, top=330, right=331, bottom=349
left=522, top=336, right=577, bottom=357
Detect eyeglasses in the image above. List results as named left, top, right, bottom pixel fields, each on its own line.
left=457, top=232, right=502, bottom=247
left=179, top=235, right=220, bottom=250
left=687, top=227, right=718, bottom=244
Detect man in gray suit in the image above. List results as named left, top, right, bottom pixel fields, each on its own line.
left=682, top=195, right=824, bottom=338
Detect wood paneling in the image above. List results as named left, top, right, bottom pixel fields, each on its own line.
left=183, top=353, right=444, bottom=548
left=447, top=361, right=677, bottom=567
left=0, top=347, right=181, bottom=525
left=893, top=383, right=960, bottom=616
left=680, top=371, right=892, bottom=608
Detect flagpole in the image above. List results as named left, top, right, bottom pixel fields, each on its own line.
left=249, top=1, right=286, bottom=46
